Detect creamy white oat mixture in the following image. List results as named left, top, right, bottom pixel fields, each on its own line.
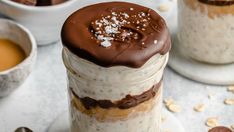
left=63, top=47, right=167, bottom=132
left=63, top=48, right=168, bottom=101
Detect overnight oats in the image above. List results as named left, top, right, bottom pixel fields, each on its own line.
left=61, top=2, right=171, bottom=132
left=177, top=0, right=234, bottom=64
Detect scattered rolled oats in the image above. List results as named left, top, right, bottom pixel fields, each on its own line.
left=158, top=4, right=170, bottom=12
left=224, top=98, right=234, bottom=105
left=168, top=104, right=181, bottom=113
left=206, top=117, right=219, bottom=127
left=227, top=86, right=234, bottom=93
left=164, top=98, right=174, bottom=106
left=194, top=104, right=205, bottom=112
left=164, top=98, right=181, bottom=113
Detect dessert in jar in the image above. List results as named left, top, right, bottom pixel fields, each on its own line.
left=61, top=2, right=171, bottom=132
left=177, top=0, right=234, bottom=64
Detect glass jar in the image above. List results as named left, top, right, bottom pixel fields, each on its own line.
left=177, top=0, right=234, bottom=64
left=62, top=47, right=169, bottom=132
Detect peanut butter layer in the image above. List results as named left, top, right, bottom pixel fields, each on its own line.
left=70, top=86, right=162, bottom=122
left=183, top=0, right=234, bottom=18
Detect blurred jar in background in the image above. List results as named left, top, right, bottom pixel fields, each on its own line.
left=177, top=0, right=234, bottom=64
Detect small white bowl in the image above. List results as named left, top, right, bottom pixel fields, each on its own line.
left=0, top=19, right=37, bottom=97
left=0, top=0, right=80, bottom=45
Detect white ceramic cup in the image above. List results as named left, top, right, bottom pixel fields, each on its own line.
left=0, top=19, right=37, bottom=97
left=0, top=0, right=80, bottom=45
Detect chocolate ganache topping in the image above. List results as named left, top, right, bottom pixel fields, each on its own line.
left=198, top=0, right=234, bottom=6
left=61, top=2, right=171, bottom=68
left=208, top=126, right=233, bottom=132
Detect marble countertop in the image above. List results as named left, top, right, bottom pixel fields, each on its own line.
left=0, top=1, right=233, bottom=132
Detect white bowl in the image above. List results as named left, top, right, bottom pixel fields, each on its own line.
left=0, top=0, right=80, bottom=45
left=0, top=19, right=37, bottom=97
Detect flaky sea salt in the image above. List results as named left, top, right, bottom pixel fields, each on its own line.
left=122, top=13, right=129, bottom=19
left=101, top=40, right=112, bottom=48
left=140, top=12, right=146, bottom=16
left=91, top=10, right=151, bottom=48
left=102, top=19, right=110, bottom=25
left=96, top=22, right=102, bottom=27
left=97, top=35, right=113, bottom=41
left=112, top=12, right=117, bottom=16
left=154, top=40, right=158, bottom=44
left=105, top=25, right=119, bottom=34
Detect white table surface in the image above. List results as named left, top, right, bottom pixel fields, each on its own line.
left=0, top=1, right=234, bottom=132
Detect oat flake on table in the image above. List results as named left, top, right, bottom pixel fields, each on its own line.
left=206, top=117, right=219, bottom=127
left=224, top=98, right=234, bottom=105
left=193, top=104, right=205, bottom=112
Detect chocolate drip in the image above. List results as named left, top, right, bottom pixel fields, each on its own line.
left=208, top=126, right=232, bottom=132
left=61, top=2, right=171, bottom=68
left=71, top=80, right=162, bottom=110
left=198, top=0, right=234, bottom=6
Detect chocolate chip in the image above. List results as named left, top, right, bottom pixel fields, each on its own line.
left=208, top=126, right=232, bottom=132
left=15, top=127, right=33, bottom=132
left=80, top=97, right=98, bottom=109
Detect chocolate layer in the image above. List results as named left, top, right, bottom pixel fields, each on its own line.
left=198, top=0, right=234, bottom=6
left=61, top=2, right=171, bottom=68
left=70, top=80, right=162, bottom=110
left=208, top=126, right=232, bottom=132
